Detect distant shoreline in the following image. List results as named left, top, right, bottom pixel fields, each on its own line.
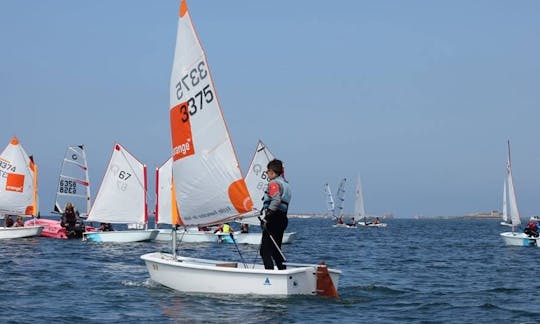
left=288, top=213, right=502, bottom=220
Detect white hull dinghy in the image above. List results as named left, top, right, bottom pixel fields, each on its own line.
left=142, top=0, right=340, bottom=297
left=142, top=252, right=340, bottom=296
left=0, top=225, right=43, bottom=240
left=84, top=143, right=158, bottom=243
left=0, top=137, right=43, bottom=239
left=500, top=140, right=530, bottom=247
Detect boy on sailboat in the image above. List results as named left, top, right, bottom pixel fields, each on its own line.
left=260, top=159, right=291, bottom=270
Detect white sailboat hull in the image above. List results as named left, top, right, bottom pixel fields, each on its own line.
left=500, top=232, right=540, bottom=247
left=141, top=252, right=340, bottom=296
left=83, top=229, right=159, bottom=242
left=357, top=222, right=387, bottom=227
left=155, top=229, right=295, bottom=245
left=0, top=226, right=43, bottom=240
left=332, top=223, right=356, bottom=228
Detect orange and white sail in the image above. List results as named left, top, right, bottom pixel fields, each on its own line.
left=169, top=0, right=252, bottom=226
left=87, top=143, right=148, bottom=224
left=0, top=137, right=38, bottom=216
left=155, top=157, right=181, bottom=225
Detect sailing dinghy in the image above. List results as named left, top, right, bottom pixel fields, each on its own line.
left=83, top=143, right=158, bottom=242
left=141, top=0, right=340, bottom=296
left=331, top=178, right=356, bottom=228
left=355, top=176, right=387, bottom=227
left=0, top=137, right=43, bottom=239
left=25, top=145, right=95, bottom=239
left=500, top=141, right=538, bottom=246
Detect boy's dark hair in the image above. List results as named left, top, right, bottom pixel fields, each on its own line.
left=267, top=159, right=283, bottom=176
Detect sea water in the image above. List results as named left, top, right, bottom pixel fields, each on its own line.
left=1, top=218, right=539, bottom=323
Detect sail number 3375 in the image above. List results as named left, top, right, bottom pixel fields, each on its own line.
left=175, top=61, right=214, bottom=122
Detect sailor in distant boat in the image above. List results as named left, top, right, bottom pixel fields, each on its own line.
left=347, top=217, right=356, bottom=227
left=260, top=159, right=291, bottom=270
left=240, top=223, right=249, bottom=233
left=4, top=215, right=14, bottom=228
left=61, top=202, right=84, bottom=239
left=14, top=216, right=24, bottom=227
left=99, top=223, right=114, bottom=232
left=524, top=221, right=539, bottom=238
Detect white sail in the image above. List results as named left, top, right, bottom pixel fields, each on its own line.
left=333, top=178, right=347, bottom=219
left=155, top=157, right=180, bottom=225
left=244, top=140, right=275, bottom=212
left=354, top=175, right=366, bottom=219
left=168, top=1, right=252, bottom=226
left=54, top=145, right=91, bottom=217
left=506, top=140, right=521, bottom=227
left=87, top=143, right=147, bottom=225
left=324, top=183, right=335, bottom=215
left=501, top=179, right=508, bottom=223
left=0, top=137, right=38, bottom=216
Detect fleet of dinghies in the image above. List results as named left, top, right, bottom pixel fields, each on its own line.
left=329, top=176, right=387, bottom=228
left=6, top=0, right=538, bottom=305
left=0, top=137, right=43, bottom=239
left=140, top=0, right=340, bottom=297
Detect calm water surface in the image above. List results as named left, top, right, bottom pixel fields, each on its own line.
left=1, top=218, right=539, bottom=323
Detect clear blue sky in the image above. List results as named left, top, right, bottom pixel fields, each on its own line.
left=1, top=1, right=539, bottom=218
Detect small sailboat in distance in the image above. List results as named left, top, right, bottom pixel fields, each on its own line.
left=332, top=178, right=356, bottom=227
left=500, top=140, right=538, bottom=246
left=356, top=176, right=387, bottom=227
left=141, top=0, right=340, bottom=296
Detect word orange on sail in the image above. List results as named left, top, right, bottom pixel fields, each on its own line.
left=6, top=173, right=24, bottom=192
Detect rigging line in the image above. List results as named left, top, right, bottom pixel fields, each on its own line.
left=229, top=233, right=248, bottom=269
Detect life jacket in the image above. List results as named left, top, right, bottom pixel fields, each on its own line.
left=222, top=223, right=231, bottom=233
left=262, top=176, right=291, bottom=212
left=528, top=221, right=537, bottom=230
